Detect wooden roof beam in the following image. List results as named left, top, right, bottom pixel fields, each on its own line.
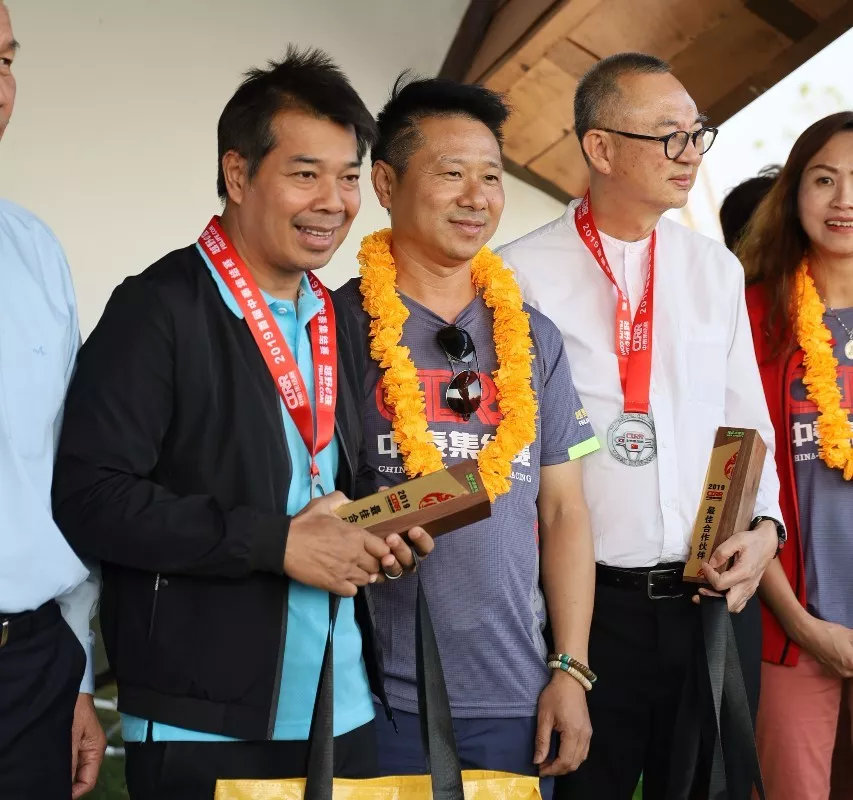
left=440, top=0, right=567, bottom=82
left=744, top=0, right=818, bottom=41
left=463, top=0, right=565, bottom=84
left=704, top=1, right=853, bottom=124
left=503, top=158, right=574, bottom=205
left=438, top=0, right=502, bottom=81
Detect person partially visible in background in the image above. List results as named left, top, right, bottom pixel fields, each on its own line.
left=0, top=3, right=105, bottom=798
left=719, top=165, right=780, bottom=252
left=739, top=110, right=853, bottom=800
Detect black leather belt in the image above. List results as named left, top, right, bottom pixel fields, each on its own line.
left=596, top=562, right=688, bottom=599
left=0, top=600, right=60, bottom=649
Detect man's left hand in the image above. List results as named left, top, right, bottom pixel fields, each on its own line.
left=533, top=670, right=591, bottom=776
left=376, top=528, right=434, bottom=582
left=71, top=693, right=106, bottom=799
left=696, top=520, right=778, bottom=613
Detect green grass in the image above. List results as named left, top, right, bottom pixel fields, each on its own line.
left=88, top=756, right=127, bottom=800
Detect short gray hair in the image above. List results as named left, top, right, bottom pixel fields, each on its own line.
left=574, top=53, right=671, bottom=155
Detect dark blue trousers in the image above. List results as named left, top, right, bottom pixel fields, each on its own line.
left=0, top=602, right=85, bottom=800
left=373, top=703, right=554, bottom=800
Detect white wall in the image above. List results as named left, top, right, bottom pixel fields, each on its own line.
left=2, top=0, right=565, bottom=335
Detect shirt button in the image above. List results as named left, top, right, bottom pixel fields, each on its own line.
left=276, top=306, right=288, bottom=316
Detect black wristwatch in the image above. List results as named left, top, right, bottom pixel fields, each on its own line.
left=749, top=515, right=786, bottom=558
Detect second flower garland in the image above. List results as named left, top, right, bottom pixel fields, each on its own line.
left=794, top=261, right=853, bottom=480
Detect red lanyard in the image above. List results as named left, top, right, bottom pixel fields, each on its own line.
left=199, top=216, right=337, bottom=489
left=575, top=191, right=655, bottom=415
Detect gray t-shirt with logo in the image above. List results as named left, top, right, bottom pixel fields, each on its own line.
left=336, top=278, right=598, bottom=718
left=789, top=307, right=853, bottom=628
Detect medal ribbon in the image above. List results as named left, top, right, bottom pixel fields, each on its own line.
left=199, top=216, right=337, bottom=487
left=575, top=191, right=655, bottom=414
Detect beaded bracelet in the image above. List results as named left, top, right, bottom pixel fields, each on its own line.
left=546, top=653, right=597, bottom=685
left=547, top=660, right=593, bottom=691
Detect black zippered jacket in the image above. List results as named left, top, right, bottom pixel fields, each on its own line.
left=52, top=244, right=387, bottom=739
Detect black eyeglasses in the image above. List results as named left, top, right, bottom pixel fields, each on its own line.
left=436, top=325, right=481, bottom=421
left=599, top=126, right=718, bottom=160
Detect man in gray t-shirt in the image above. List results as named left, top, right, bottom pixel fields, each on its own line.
left=337, top=283, right=595, bottom=716
left=334, top=76, right=599, bottom=796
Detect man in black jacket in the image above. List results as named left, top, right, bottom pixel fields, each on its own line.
left=53, top=48, right=432, bottom=800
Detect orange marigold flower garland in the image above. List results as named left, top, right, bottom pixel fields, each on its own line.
left=357, top=228, right=537, bottom=501
left=794, top=260, right=853, bottom=480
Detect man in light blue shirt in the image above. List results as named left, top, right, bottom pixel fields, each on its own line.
left=0, top=3, right=105, bottom=797
left=119, top=264, right=376, bottom=746
left=52, top=47, right=433, bottom=799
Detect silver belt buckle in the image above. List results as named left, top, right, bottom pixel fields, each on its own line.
left=0, top=619, right=9, bottom=648
left=647, top=568, right=684, bottom=600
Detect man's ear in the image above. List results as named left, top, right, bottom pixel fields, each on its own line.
left=221, top=150, right=249, bottom=205
left=372, top=160, right=396, bottom=211
left=582, top=130, right=614, bottom=177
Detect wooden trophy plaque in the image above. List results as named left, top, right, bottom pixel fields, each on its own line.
left=683, top=427, right=766, bottom=583
left=335, top=462, right=491, bottom=538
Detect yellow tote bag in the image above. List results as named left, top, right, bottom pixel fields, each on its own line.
left=216, top=580, right=541, bottom=800
left=214, top=770, right=541, bottom=799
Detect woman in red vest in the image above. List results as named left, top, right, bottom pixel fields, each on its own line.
left=739, top=111, right=853, bottom=800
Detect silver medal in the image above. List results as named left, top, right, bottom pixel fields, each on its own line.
left=845, top=338, right=853, bottom=361
left=607, top=412, right=657, bottom=466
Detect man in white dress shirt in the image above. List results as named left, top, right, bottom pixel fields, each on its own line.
left=499, top=53, right=785, bottom=799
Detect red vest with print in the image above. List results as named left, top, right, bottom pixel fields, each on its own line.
left=745, top=283, right=807, bottom=667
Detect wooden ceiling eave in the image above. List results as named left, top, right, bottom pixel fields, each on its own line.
left=704, top=2, right=853, bottom=124
left=441, top=0, right=853, bottom=201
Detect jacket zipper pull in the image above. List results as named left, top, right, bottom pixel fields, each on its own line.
left=148, top=573, right=161, bottom=640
